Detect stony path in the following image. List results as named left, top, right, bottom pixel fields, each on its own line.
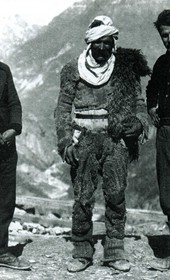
left=1, top=233, right=170, bottom=280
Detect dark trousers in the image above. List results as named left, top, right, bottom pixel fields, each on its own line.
left=0, top=151, right=17, bottom=253
left=156, top=126, right=170, bottom=217
left=70, top=131, right=128, bottom=261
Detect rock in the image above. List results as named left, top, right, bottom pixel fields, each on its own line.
left=9, top=221, right=23, bottom=233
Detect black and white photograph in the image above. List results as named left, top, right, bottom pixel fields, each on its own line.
left=0, top=0, right=170, bottom=279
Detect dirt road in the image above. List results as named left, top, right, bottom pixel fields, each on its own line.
left=1, top=197, right=170, bottom=280
left=0, top=231, right=170, bottom=280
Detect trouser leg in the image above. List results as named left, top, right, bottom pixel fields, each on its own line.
left=70, top=146, right=99, bottom=260
left=102, top=142, right=128, bottom=262
left=147, top=127, right=170, bottom=271
left=156, top=126, right=170, bottom=217
left=0, top=152, right=17, bottom=254
left=71, top=200, right=95, bottom=260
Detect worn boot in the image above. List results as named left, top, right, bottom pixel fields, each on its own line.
left=103, top=236, right=131, bottom=272
left=149, top=257, right=170, bottom=271
left=67, top=258, right=92, bottom=273
left=107, top=259, right=131, bottom=272
left=67, top=240, right=94, bottom=272
left=0, top=252, right=31, bottom=270
left=148, top=218, right=170, bottom=271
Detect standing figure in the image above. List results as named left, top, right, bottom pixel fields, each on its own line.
left=0, top=62, right=30, bottom=270
left=55, top=15, right=150, bottom=273
left=147, top=10, right=170, bottom=271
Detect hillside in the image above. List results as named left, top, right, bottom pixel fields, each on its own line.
left=3, top=0, right=169, bottom=209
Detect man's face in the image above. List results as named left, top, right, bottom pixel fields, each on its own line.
left=91, top=36, right=115, bottom=64
left=159, top=25, right=170, bottom=51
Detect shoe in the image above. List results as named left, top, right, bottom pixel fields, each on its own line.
left=0, top=252, right=31, bottom=270
left=148, top=257, right=170, bottom=271
left=108, top=260, right=131, bottom=272
left=67, top=258, right=92, bottom=273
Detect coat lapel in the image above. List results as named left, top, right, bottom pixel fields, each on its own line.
left=0, top=69, right=7, bottom=100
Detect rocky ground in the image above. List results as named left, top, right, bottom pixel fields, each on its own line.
left=1, top=197, right=170, bottom=280
left=2, top=231, right=170, bottom=280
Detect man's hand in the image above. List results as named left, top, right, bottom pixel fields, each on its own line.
left=148, top=107, right=160, bottom=127
left=2, top=129, right=16, bottom=146
left=122, top=121, right=143, bottom=138
left=65, top=144, right=79, bottom=167
left=0, top=134, right=5, bottom=145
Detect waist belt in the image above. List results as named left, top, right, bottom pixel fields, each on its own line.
left=160, top=118, right=170, bottom=126
left=75, top=113, right=108, bottom=119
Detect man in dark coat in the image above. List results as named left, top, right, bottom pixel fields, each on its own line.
left=146, top=10, right=170, bottom=271
left=0, top=62, right=30, bottom=270
left=55, top=15, right=150, bottom=273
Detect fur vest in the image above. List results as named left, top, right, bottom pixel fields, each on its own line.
left=55, top=47, right=150, bottom=160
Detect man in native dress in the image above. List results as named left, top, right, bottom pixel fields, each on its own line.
left=55, top=15, right=150, bottom=273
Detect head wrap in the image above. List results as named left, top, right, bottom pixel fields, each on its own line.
left=78, top=16, right=119, bottom=86
left=85, top=15, right=119, bottom=44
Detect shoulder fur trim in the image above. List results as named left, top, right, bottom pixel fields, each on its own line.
left=116, top=47, right=151, bottom=77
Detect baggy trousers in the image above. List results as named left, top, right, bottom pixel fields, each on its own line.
left=70, top=131, right=128, bottom=261
left=156, top=126, right=170, bottom=217
left=0, top=151, right=18, bottom=254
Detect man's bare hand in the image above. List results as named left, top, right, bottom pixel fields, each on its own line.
left=148, top=107, right=160, bottom=127
left=2, top=129, right=16, bottom=146
left=0, top=134, right=5, bottom=145
left=65, top=144, right=79, bottom=167
left=122, top=121, right=143, bottom=138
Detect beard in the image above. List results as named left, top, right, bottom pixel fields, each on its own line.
left=92, top=49, right=112, bottom=64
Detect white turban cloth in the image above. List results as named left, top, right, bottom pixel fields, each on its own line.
left=78, top=16, right=119, bottom=86
left=85, top=15, right=119, bottom=44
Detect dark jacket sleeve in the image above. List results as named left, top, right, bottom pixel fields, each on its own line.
left=54, top=61, right=77, bottom=159
left=6, top=65, right=22, bottom=135
left=146, top=59, right=160, bottom=111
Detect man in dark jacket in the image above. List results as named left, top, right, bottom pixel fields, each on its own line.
left=146, top=10, right=170, bottom=271
left=55, top=15, right=150, bottom=273
left=0, top=62, right=30, bottom=270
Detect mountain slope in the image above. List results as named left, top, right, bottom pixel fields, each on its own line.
left=0, top=15, right=40, bottom=60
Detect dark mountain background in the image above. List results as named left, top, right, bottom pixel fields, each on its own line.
left=2, top=0, right=169, bottom=209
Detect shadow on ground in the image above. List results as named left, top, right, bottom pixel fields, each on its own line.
left=1, top=233, right=170, bottom=280
left=147, top=235, right=170, bottom=258
left=8, top=239, right=32, bottom=258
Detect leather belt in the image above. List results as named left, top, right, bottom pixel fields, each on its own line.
left=75, top=113, right=108, bottom=119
